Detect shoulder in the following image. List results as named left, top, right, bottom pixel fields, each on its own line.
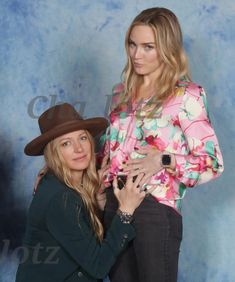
left=45, top=185, right=84, bottom=225
left=110, top=83, right=125, bottom=110
left=112, top=82, right=124, bottom=95
left=178, top=81, right=206, bottom=98
left=176, top=81, right=210, bottom=119
left=38, top=172, right=66, bottom=196
left=38, top=172, right=83, bottom=207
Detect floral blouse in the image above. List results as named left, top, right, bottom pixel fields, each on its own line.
left=100, top=81, right=224, bottom=212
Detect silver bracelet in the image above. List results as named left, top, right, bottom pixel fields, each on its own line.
left=117, top=209, right=133, bottom=224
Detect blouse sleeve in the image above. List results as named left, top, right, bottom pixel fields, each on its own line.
left=174, top=85, right=224, bottom=188
left=46, top=190, right=135, bottom=280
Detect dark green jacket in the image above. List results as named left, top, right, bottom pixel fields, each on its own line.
left=15, top=173, right=135, bottom=282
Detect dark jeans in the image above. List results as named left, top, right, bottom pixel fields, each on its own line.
left=104, top=188, right=183, bottom=282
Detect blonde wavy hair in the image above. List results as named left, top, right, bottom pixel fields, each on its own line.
left=44, top=130, right=103, bottom=242
left=122, top=7, right=191, bottom=106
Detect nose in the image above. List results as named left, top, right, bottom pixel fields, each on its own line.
left=132, top=46, right=142, bottom=59
left=73, top=141, right=83, bottom=153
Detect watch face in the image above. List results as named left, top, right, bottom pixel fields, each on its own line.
left=162, top=154, right=171, bottom=166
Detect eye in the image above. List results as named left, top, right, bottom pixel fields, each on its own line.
left=144, top=45, right=154, bottom=51
left=128, top=41, right=136, bottom=48
left=80, top=134, right=88, bottom=141
left=61, top=141, right=71, bottom=147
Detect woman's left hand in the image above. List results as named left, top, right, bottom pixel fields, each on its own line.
left=122, top=147, right=163, bottom=187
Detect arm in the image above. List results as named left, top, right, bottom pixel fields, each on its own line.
left=46, top=190, right=135, bottom=279
left=174, top=86, right=224, bottom=187
left=122, top=85, right=223, bottom=189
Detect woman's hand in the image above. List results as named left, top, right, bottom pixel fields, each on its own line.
left=33, top=165, right=48, bottom=194
left=122, top=147, right=163, bottom=187
left=97, top=154, right=110, bottom=210
left=113, top=173, right=146, bottom=215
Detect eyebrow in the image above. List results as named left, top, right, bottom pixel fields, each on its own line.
left=59, top=137, right=71, bottom=142
left=59, top=131, right=86, bottom=141
left=129, top=38, right=156, bottom=45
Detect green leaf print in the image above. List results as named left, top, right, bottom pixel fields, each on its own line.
left=134, top=127, right=144, bottom=140
left=187, top=171, right=199, bottom=179
left=110, top=128, right=118, bottom=141
left=201, top=91, right=210, bottom=122
left=179, top=183, right=186, bottom=197
left=205, top=141, right=215, bottom=157
left=120, top=112, right=127, bottom=119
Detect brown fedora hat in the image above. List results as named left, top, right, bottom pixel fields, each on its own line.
left=24, top=103, right=109, bottom=156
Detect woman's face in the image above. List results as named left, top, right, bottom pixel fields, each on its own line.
left=128, top=25, right=162, bottom=78
left=57, top=130, right=92, bottom=173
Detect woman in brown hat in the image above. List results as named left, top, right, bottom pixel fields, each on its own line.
left=15, top=103, right=148, bottom=282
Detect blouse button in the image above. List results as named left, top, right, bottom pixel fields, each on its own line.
left=77, top=271, right=83, bottom=277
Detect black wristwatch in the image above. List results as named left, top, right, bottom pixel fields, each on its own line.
left=161, top=154, right=171, bottom=168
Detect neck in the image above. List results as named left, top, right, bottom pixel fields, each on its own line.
left=142, top=75, right=154, bottom=87
left=135, top=78, right=156, bottom=101
left=71, top=170, right=83, bottom=186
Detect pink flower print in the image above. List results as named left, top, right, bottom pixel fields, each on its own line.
left=113, top=83, right=125, bottom=94
left=188, top=137, right=204, bottom=154
left=157, top=172, right=167, bottom=184
left=110, top=112, right=116, bottom=124
left=111, top=141, right=120, bottom=152
left=173, top=117, right=180, bottom=127
left=145, top=135, right=156, bottom=146
left=145, top=135, right=166, bottom=151
left=172, top=141, right=179, bottom=150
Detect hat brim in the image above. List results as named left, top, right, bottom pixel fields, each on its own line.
left=24, top=118, right=108, bottom=156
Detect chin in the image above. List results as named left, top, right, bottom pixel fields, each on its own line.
left=70, top=165, right=89, bottom=172
left=69, top=159, right=90, bottom=171
left=134, top=69, right=147, bottom=75
left=78, top=166, right=89, bottom=171
left=75, top=161, right=90, bottom=170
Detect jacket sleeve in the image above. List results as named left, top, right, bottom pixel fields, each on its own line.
left=46, top=190, right=135, bottom=279
left=174, top=86, right=224, bottom=187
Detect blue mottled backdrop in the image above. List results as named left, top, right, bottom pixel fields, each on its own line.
left=0, top=1, right=234, bottom=281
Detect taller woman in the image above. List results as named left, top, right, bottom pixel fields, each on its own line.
left=101, top=7, right=224, bottom=282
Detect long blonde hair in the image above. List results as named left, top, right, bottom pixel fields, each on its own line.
left=122, top=7, right=191, bottom=106
left=44, top=130, right=103, bottom=241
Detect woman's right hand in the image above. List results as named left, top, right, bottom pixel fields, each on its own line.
left=113, top=173, right=146, bottom=215
left=33, top=165, right=48, bottom=194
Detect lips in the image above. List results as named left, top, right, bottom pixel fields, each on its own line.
left=133, top=62, right=143, bottom=68
left=73, top=155, right=87, bottom=161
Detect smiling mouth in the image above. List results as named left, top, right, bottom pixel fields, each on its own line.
left=73, top=155, right=87, bottom=161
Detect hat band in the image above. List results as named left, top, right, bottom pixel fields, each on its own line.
left=41, top=119, right=83, bottom=134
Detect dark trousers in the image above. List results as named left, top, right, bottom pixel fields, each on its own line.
left=103, top=188, right=183, bottom=282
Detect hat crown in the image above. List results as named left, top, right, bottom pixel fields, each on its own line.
left=25, top=102, right=108, bottom=156
left=39, top=103, right=82, bottom=134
